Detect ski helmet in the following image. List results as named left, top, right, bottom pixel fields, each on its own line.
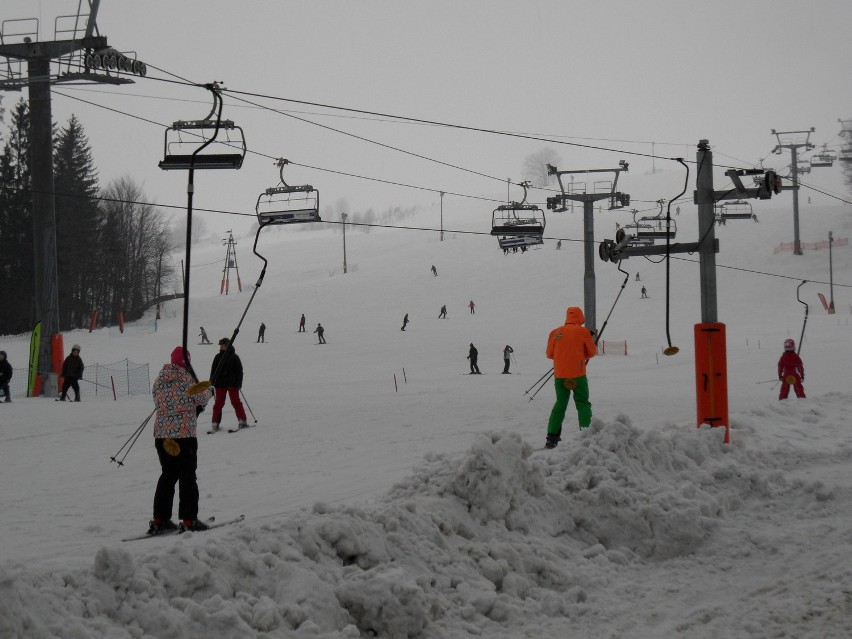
left=783, top=338, right=795, bottom=351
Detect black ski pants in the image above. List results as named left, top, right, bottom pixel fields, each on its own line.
left=60, top=376, right=80, bottom=400
left=153, top=437, right=199, bottom=522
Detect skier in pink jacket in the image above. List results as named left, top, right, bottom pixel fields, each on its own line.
left=777, top=338, right=806, bottom=400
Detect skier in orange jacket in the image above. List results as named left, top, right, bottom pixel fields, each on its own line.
left=545, top=306, right=597, bottom=448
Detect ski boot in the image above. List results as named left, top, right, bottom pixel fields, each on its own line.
left=544, top=434, right=560, bottom=449
left=147, top=519, right=178, bottom=536
left=180, top=519, right=209, bottom=532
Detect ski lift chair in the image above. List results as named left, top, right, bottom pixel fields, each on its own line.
left=490, top=181, right=545, bottom=240
left=498, top=235, right=544, bottom=250
left=159, top=84, right=246, bottom=171
left=718, top=200, right=754, bottom=221
left=255, top=159, right=321, bottom=226
left=159, top=120, right=246, bottom=170
left=810, top=154, right=832, bottom=168
left=810, top=145, right=836, bottom=168
left=637, top=216, right=677, bottom=239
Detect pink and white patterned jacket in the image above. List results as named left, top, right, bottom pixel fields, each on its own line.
left=152, top=364, right=210, bottom=439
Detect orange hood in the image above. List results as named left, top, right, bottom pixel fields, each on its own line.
left=565, top=306, right=585, bottom=325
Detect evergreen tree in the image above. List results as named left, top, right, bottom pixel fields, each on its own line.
left=0, top=99, right=34, bottom=334
left=54, top=115, right=100, bottom=329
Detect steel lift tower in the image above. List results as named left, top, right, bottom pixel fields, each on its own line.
left=220, top=231, right=242, bottom=295
left=546, top=161, right=630, bottom=334
left=0, top=1, right=146, bottom=394
left=772, top=128, right=814, bottom=256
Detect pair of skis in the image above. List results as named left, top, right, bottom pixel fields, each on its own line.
left=206, top=423, right=256, bottom=435
left=122, top=514, right=245, bottom=542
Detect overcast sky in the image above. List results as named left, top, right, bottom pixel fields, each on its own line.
left=2, top=0, right=851, bottom=238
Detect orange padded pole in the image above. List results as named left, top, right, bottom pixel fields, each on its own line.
left=694, top=322, right=730, bottom=443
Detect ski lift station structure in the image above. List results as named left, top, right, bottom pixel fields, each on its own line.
left=256, top=159, right=321, bottom=226
left=490, top=181, right=545, bottom=250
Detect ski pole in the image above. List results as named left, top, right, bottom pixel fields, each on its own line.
left=528, top=369, right=554, bottom=401
left=110, top=408, right=155, bottom=467
left=240, top=389, right=258, bottom=424
left=524, top=368, right=553, bottom=396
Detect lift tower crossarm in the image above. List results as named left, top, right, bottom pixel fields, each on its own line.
left=545, top=161, right=630, bottom=334
left=771, top=127, right=814, bottom=256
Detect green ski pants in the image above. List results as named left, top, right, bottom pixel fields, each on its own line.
left=547, top=375, right=591, bottom=436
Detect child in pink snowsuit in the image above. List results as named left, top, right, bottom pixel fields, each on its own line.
left=777, top=338, right=806, bottom=400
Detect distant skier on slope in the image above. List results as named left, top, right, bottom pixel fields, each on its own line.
left=467, top=343, right=481, bottom=374
left=0, top=351, right=12, bottom=402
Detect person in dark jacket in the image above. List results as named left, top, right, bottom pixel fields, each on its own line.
left=149, top=346, right=211, bottom=534
left=778, top=338, right=806, bottom=400
left=59, top=344, right=84, bottom=401
left=209, top=338, right=247, bottom=431
left=0, top=351, right=12, bottom=402
left=467, top=343, right=481, bottom=374
left=257, top=322, right=266, bottom=343
left=401, top=313, right=409, bottom=331
left=299, top=314, right=306, bottom=332
left=314, top=323, right=326, bottom=344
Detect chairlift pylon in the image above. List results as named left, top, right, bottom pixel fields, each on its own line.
left=490, top=181, right=545, bottom=243
left=255, top=158, right=321, bottom=226
left=158, top=83, right=246, bottom=171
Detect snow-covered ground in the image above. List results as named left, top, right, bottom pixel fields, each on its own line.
left=2, top=197, right=852, bottom=638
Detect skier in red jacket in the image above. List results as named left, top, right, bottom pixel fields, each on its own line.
left=777, top=338, right=806, bottom=400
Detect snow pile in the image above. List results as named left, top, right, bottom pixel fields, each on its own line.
left=5, top=414, right=839, bottom=638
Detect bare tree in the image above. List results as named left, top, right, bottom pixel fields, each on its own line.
left=98, top=177, right=173, bottom=321
left=522, top=148, right=562, bottom=187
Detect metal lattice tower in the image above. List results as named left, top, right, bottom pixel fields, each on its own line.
left=220, top=231, right=242, bottom=294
